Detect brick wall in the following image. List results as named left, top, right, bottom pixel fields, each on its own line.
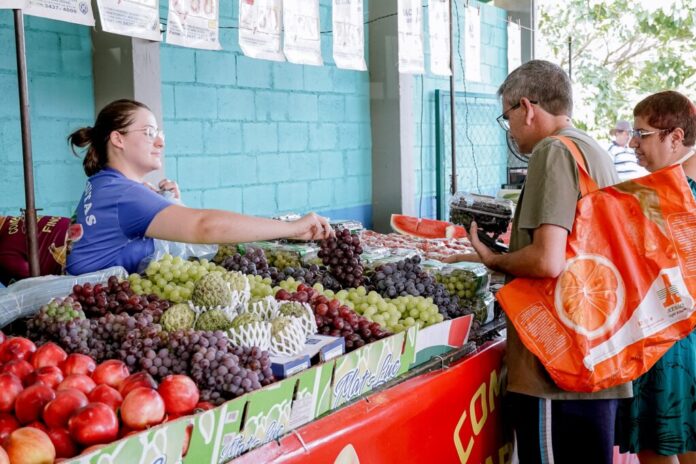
left=414, top=1, right=509, bottom=219
left=0, top=13, right=93, bottom=217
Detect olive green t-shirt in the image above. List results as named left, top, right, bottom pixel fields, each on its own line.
left=505, top=127, right=632, bottom=400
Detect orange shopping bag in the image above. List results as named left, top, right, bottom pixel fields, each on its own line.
left=497, top=136, right=696, bottom=392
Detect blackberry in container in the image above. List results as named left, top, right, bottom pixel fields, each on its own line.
left=449, top=193, right=514, bottom=240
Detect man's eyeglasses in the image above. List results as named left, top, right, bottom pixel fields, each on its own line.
left=496, top=100, right=539, bottom=131
left=121, top=126, right=165, bottom=141
left=629, top=128, right=672, bottom=140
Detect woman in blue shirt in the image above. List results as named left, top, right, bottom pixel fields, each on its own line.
left=615, top=91, right=696, bottom=464
left=66, top=99, right=331, bottom=274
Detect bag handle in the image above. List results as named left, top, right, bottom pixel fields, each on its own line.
left=551, top=135, right=600, bottom=196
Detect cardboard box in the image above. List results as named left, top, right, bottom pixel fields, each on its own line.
left=412, top=314, right=473, bottom=367
left=289, top=360, right=336, bottom=429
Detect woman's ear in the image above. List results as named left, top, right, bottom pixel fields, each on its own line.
left=672, top=127, right=686, bottom=147
left=109, top=130, right=125, bottom=149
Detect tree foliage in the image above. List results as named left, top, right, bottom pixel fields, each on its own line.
left=538, top=0, right=696, bottom=135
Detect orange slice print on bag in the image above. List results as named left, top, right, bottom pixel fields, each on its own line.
left=554, top=255, right=624, bottom=339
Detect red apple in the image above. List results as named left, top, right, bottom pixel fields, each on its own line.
left=26, top=421, right=48, bottom=433
left=25, top=366, right=64, bottom=389
left=0, top=338, right=36, bottom=364
left=3, top=427, right=55, bottom=464
left=87, top=384, right=122, bottom=412
left=47, top=428, right=79, bottom=459
left=0, top=414, right=19, bottom=442
left=14, top=383, right=55, bottom=424
left=0, top=373, right=23, bottom=413
left=158, top=375, right=199, bottom=415
left=31, top=343, right=67, bottom=370
left=194, top=401, right=215, bottom=412
left=57, top=374, right=96, bottom=395
left=0, top=445, right=7, bottom=464
left=68, top=403, right=119, bottom=446
left=120, top=387, right=165, bottom=430
left=1, top=360, right=34, bottom=383
left=60, top=354, right=96, bottom=377
left=43, top=389, right=88, bottom=429
left=119, top=372, right=157, bottom=398
left=91, top=360, right=129, bottom=388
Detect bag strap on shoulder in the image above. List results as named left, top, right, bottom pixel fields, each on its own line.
left=551, top=135, right=600, bottom=196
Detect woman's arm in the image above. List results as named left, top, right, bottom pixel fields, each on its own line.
left=145, top=205, right=332, bottom=243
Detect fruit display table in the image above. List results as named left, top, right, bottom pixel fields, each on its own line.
left=234, top=339, right=509, bottom=463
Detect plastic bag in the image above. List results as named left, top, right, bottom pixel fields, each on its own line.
left=138, top=239, right=218, bottom=273
left=497, top=136, right=696, bottom=392
left=0, top=266, right=128, bottom=328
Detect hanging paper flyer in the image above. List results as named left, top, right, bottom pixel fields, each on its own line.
left=166, top=0, right=221, bottom=50
left=1, top=0, right=27, bottom=9
left=507, top=21, right=522, bottom=72
left=428, top=0, right=451, bottom=76
left=332, top=0, right=366, bottom=71
left=283, top=0, right=322, bottom=66
left=96, top=0, right=161, bottom=41
left=464, top=5, right=481, bottom=82
left=397, top=0, right=424, bottom=74
left=24, top=0, right=95, bottom=26
left=239, top=0, right=285, bottom=62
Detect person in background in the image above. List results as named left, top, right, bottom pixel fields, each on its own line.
left=615, top=90, right=696, bottom=464
left=66, top=99, right=332, bottom=275
left=469, top=60, right=631, bottom=464
left=608, top=119, right=648, bottom=180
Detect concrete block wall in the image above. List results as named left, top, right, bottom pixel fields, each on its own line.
left=160, top=0, right=373, bottom=226
left=0, top=13, right=93, bottom=217
left=415, top=1, right=509, bottom=219
left=0, top=0, right=372, bottom=226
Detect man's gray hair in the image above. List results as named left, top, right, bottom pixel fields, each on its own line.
left=497, top=60, right=573, bottom=117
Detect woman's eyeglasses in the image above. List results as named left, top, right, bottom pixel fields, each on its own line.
left=121, top=126, right=165, bottom=141
left=629, top=128, right=672, bottom=140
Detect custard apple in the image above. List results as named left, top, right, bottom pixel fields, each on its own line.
left=231, top=312, right=262, bottom=329
left=192, top=273, right=233, bottom=308
left=194, top=309, right=233, bottom=331
left=160, top=303, right=196, bottom=332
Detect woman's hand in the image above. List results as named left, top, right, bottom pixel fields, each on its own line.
left=158, top=178, right=181, bottom=200
left=290, top=213, right=333, bottom=241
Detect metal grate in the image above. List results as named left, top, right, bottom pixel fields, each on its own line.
left=435, top=90, right=510, bottom=220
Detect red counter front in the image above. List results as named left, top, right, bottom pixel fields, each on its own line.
left=237, top=340, right=510, bottom=464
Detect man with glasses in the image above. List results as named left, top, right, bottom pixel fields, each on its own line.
left=471, top=60, right=628, bottom=464
left=608, top=120, right=648, bottom=181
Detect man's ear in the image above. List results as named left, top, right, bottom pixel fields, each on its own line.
left=109, top=130, right=125, bottom=149
left=520, top=97, right=535, bottom=126
left=672, top=127, right=686, bottom=146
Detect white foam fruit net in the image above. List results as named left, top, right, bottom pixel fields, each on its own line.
left=270, top=317, right=306, bottom=357
left=228, top=321, right=272, bottom=351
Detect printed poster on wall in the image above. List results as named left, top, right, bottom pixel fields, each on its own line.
left=464, top=5, right=481, bottom=82
left=1, top=0, right=27, bottom=9
left=96, top=0, right=160, bottom=41
left=239, top=0, right=285, bottom=62
left=24, top=0, right=95, bottom=26
left=332, top=0, right=366, bottom=71
left=397, top=0, right=424, bottom=74
left=507, top=21, right=522, bottom=71
left=166, top=0, right=221, bottom=50
left=283, top=0, right=322, bottom=66
left=428, top=0, right=451, bottom=76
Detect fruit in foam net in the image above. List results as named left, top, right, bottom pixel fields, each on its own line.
left=278, top=301, right=307, bottom=318
left=160, top=303, right=196, bottom=332
left=231, top=312, right=262, bottom=329
left=192, top=273, right=233, bottom=309
left=194, top=309, right=233, bottom=332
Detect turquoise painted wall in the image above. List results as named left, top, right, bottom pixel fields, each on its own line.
left=0, top=13, right=93, bottom=217
left=415, top=1, right=509, bottom=219
left=0, top=0, right=372, bottom=225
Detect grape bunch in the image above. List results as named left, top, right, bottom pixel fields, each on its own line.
left=270, top=263, right=342, bottom=291
left=36, top=297, right=85, bottom=322
left=265, top=249, right=302, bottom=270
left=318, top=228, right=364, bottom=288
left=220, top=246, right=270, bottom=277
left=276, top=284, right=390, bottom=352
left=70, top=276, right=170, bottom=318
left=368, top=256, right=466, bottom=319
left=130, top=254, right=223, bottom=303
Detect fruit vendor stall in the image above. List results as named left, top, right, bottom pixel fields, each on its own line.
left=0, top=215, right=511, bottom=463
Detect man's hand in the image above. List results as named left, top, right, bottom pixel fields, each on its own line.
left=469, top=221, right=498, bottom=269
left=290, top=213, right=333, bottom=241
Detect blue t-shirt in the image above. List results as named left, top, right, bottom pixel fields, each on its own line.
left=66, top=168, right=173, bottom=275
